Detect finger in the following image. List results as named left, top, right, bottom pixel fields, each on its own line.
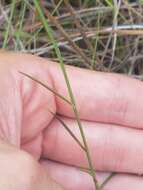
left=41, top=159, right=143, bottom=190
left=48, top=63, right=143, bottom=128
left=43, top=117, right=143, bottom=174
left=41, top=159, right=108, bottom=190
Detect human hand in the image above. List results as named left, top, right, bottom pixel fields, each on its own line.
left=0, top=51, right=143, bottom=189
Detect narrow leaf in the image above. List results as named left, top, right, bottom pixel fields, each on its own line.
left=50, top=110, right=86, bottom=151
left=19, top=71, right=71, bottom=105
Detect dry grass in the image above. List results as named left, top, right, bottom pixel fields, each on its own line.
left=0, top=0, right=143, bottom=78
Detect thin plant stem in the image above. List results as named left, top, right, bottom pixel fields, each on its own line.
left=33, top=1, right=100, bottom=189
left=100, top=173, right=116, bottom=188
left=15, top=0, right=27, bottom=50
left=2, top=0, right=17, bottom=48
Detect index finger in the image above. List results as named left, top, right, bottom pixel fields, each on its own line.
left=48, top=63, right=143, bottom=128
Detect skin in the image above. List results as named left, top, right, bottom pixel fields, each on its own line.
left=0, top=51, right=143, bottom=189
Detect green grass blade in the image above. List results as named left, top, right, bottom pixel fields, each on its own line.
left=15, top=1, right=27, bottom=50
left=2, top=0, right=17, bottom=48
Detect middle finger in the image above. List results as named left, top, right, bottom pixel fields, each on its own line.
left=43, top=117, right=143, bottom=174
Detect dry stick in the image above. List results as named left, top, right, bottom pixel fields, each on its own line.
left=51, top=0, right=60, bottom=16
left=63, top=0, right=101, bottom=67
left=64, top=0, right=93, bottom=52
left=127, top=2, right=142, bottom=76
left=100, top=32, right=113, bottom=66
left=24, top=3, right=138, bottom=33
left=128, top=37, right=139, bottom=75
left=58, top=2, right=137, bottom=21
left=41, top=6, right=92, bottom=69
left=123, top=0, right=143, bottom=19
left=23, top=6, right=113, bottom=32
left=22, top=25, right=143, bottom=55
left=109, top=0, right=121, bottom=69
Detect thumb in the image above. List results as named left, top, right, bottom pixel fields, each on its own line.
left=0, top=139, right=64, bottom=190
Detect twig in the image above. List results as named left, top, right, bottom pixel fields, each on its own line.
left=64, top=0, right=93, bottom=52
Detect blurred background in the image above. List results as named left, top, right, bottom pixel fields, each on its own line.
left=1, top=0, right=143, bottom=79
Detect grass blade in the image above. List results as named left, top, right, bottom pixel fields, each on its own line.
left=19, top=71, right=71, bottom=105
left=49, top=110, right=86, bottom=151
left=100, top=173, right=116, bottom=188
left=2, top=0, right=17, bottom=48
